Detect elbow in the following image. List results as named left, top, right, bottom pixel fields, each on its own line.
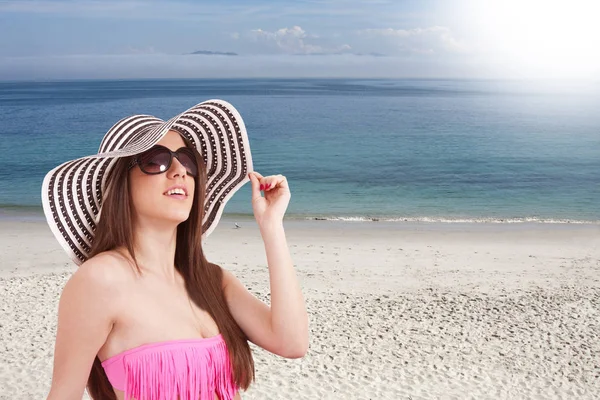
left=286, top=346, right=308, bottom=359
left=282, top=336, right=309, bottom=359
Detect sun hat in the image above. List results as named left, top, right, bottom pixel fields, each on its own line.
left=41, top=99, right=253, bottom=266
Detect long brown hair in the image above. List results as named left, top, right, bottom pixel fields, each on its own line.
left=85, top=139, right=255, bottom=399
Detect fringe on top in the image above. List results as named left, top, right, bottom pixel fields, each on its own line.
left=101, top=334, right=238, bottom=400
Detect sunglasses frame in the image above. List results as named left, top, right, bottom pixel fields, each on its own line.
left=128, top=145, right=198, bottom=177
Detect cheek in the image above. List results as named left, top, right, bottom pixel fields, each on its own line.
left=129, top=174, right=159, bottom=211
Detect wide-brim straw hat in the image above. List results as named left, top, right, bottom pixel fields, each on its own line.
left=41, top=99, right=253, bottom=266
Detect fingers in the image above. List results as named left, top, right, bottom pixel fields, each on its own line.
left=262, top=175, right=286, bottom=191
left=248, top=172, right=262, bottom=201
left=248, top=172, right=287, bottom=191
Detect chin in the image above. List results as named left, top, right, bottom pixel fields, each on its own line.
left=151, top=204, right=193, bottom=225
left=165, top=209, right=192, bottom=224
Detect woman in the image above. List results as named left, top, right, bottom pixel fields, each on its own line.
left=42, top=100, right=309, bottom=400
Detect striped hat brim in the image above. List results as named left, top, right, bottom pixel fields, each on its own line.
left=41, top=99, right=253, bottom=266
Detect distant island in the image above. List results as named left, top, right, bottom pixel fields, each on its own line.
left=186, top=50, right=238, bottom=56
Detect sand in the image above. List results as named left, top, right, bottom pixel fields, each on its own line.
left=1, top=216, right=599, bottom=399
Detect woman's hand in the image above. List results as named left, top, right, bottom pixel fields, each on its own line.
left=248, top=171, right=291, bottom=228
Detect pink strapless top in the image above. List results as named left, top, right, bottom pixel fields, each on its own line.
left=100, top=334, right=238, bottom=400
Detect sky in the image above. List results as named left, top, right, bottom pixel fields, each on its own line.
left=1, top=0, right=599, bottom=80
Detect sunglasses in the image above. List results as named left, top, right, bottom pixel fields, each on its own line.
left=128, top=145, right=198, bottom=177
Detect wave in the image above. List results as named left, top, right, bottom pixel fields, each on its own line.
left=1, top=207, right=598, bottom=225
left=301, top=215, right=600, bottom=225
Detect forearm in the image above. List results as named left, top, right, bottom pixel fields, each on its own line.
left=260, top=221, right=309, bottom=355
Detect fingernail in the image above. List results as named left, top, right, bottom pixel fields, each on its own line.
left=260, top=184, right=264, bottom=191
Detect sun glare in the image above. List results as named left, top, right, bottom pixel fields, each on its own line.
left=466, top=0, right=600, bottom=78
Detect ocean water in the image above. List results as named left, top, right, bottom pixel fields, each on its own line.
left=0, top=79, right=598, bottom=223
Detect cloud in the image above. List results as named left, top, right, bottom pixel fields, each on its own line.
left=358, top=26, right=468, bottom=55
left=249, top=26, right=351, bottom=55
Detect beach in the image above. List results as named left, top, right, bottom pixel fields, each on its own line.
left=0, top=216, right=599, bottom=399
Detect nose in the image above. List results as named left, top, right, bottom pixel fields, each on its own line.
left=167, top=155, right=187, bottom=179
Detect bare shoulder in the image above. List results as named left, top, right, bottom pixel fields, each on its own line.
left=78, top=250, right=136, bottom=279
left=48, top=251, right=135, bottom=398
left=220, top=266, right=231, bottom=284
left=62, top=251, right=135, bottom=305
left=219, top=266, right=238, bottom=291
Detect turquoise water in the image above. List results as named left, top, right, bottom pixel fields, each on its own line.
left=0, top=79, right=598, bottom=223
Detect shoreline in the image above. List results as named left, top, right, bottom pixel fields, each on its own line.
left=1, top=206, right=598, bottom=226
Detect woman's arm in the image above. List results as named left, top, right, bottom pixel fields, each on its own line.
left=46, top=255, right=120, bottom=400
left=223, top=171, right=308, bottom=358
left=222, top=221, right=309, bottom=358
left=260, top=221, right=309, bottom=355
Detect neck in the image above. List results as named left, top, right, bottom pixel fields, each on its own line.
left=129, top=218, right=180, bottom=283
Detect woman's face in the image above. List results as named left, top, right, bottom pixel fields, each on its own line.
left=129, top=130, right=196, bottom=226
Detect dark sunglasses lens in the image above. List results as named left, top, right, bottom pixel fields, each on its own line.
left=139, top=148, right=171, bottom=174
left=177, top=149, right=198, bottom=177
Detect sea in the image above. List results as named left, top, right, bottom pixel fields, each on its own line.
left=0, top=78, right=598, bottom=224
